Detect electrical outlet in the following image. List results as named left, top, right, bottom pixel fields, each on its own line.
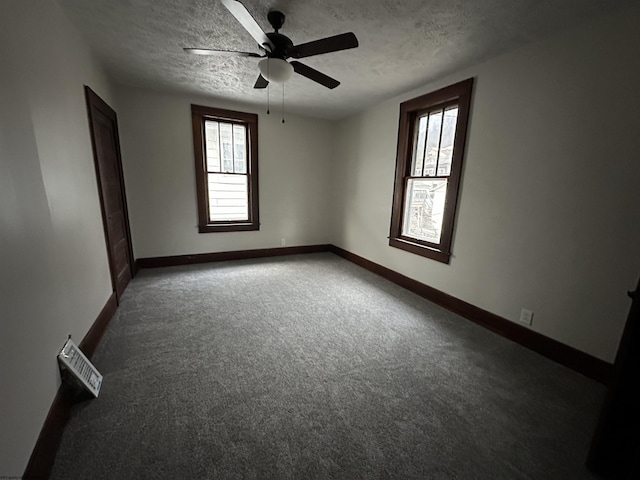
left=519, top=308, right=534, bottom=326
left=281, top=238, right=286, bottom=246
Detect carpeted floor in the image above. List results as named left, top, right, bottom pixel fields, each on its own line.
left=50, top=253, right=604, bottom=479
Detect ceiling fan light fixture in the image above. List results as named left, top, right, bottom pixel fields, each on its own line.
left=258, top=58, right=293, bottom=83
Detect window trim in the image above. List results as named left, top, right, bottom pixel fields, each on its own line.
left=191, top=104, right=259, bottom=233
left=389, top=78, right=473, bottom=263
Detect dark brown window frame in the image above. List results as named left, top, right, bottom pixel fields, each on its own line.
left=389, top=78, right=473, bottom=263
left=191, top=104, right=259, bottom=233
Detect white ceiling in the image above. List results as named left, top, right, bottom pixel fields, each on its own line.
left=57, top=0, right=630, bottom=120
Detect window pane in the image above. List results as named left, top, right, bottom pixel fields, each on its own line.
left=402, top=178, right=447, bottom=244
left=233, top=124, right=247, bottom=174
left=208, top=173, right=248, bottom=221
left=219, top=123, right=234, bottom=173
left=412, top=116, right=428, bottom=176
left=204, top=120, right=220, bottom=172
left=424, top=110, right=443, bottom=176
left=438, top=107, right=458, bottom=176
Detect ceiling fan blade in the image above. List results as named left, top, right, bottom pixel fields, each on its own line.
left=183, top=48, right=262, bottom=57
left=220, top=0, right=274, bottom=52
left=254, top=74, right=269, bottom=89
left=286, top=32, right=358, bottom=59
left=290, top=61, right=340, bottom=89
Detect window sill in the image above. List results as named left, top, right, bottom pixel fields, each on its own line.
left=388, top=237, right=451, bottom=264
left=198, top=223, right=259, bottom=233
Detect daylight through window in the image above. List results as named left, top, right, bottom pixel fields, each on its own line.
left=402, top=105, right=459, bottom=244
left=389, top=79, right=473, bottom=263
left=191, top=105, right=259, bottom=233
left=205, top=120, right=248, bottom=222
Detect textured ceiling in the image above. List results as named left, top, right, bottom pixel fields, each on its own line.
left=57, top=0, right=631, bottom=119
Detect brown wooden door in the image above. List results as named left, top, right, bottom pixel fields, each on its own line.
left=85, top=86, right=134, bottom=301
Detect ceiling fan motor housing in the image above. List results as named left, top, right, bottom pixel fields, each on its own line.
left=266, top=34, right=293, bottom=59
left=264, top=11, right=292, bottom=59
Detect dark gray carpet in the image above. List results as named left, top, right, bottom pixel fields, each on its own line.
left=51, top=253, right=604, bottom=479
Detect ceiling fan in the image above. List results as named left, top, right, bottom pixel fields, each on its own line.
left=184, top=0, right=359, bottom=89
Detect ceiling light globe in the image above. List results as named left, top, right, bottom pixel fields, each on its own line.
left=258, top=58, right=293, bottom=83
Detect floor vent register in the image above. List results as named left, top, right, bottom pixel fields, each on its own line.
left=58, top=337, right=103, bottom=398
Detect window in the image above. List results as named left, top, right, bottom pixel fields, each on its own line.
left=389, top=78, right=473, bottom=263
left=191, top=105, right=259, bottom=232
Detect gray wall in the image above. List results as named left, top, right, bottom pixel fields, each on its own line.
left=0, top=1, right=116, bottom=476
left=115, top=87, right=335, bottom=258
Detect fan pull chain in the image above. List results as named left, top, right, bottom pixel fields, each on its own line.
left=282, top=83, right=285, bottom=124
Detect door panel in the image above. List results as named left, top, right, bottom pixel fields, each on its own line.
left=85, top=86, right=134, bottom=301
